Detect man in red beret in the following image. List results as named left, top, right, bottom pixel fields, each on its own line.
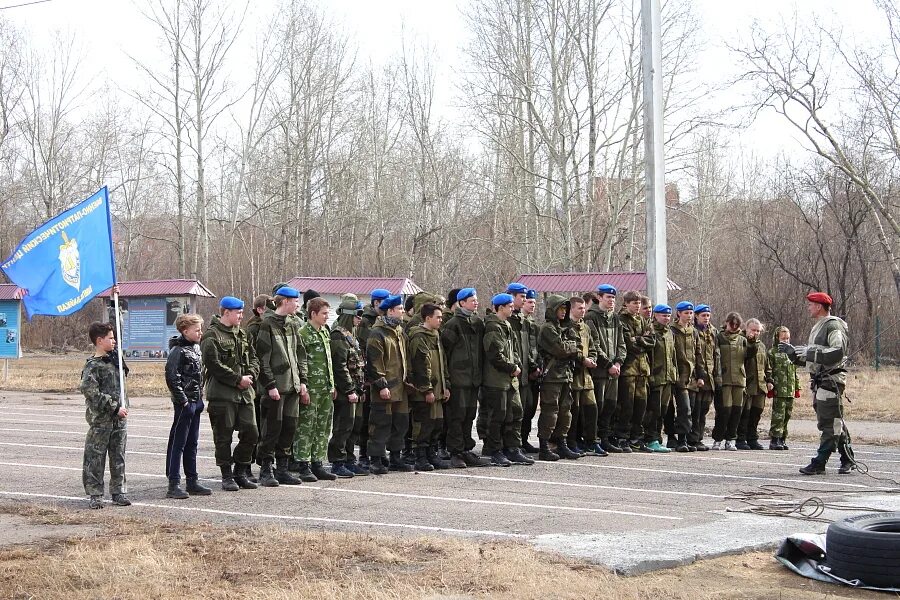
left=779, top=292, right=854, bottom=475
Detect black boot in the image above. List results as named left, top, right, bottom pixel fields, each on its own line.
left=166, top=479, right=189, bottom=499
left=838, top=445, right=856, bottom=474
left=220, top=465, right=239, bottom=492
left=311, top=461, right=337, bottom=481
left=275, top=456, right=303, bottom=485
left=369, top=456, right=388, bottom=475
left=666, top=435, right=678, bottom=449
left=389, top=453, right=415, bottom=472
left=330, top=461, right=355, bottom=478
left=601, top=438, right=624, bottom=453
left=799, top=458, right=826, bottom=475
left=768, top=437, right=783, bottom=450
left=414, top=448, right=435, bottom=471
left=538, top=439, right=559, bottom=462
left=748, top=439, right=765, bottom=450
left=735, top=439, right=751, bottom=450
left=521, top=439, right=539, bottom=454
left=258, top=459, right=280, bottom=487
left=246, top=464, right=259, bottom=484
left=504, top=447, right=534, bottom=465
left=296, top=461, right=318, bottom=482
left=676, top=435, right=690, bottom=452
left=555, top=439, right=581, bottom=460
left=233, top=464, right=258, bottom=489
left=427, top=447, right=451, bottom=470
left=185, top=477, right=212, bottom=496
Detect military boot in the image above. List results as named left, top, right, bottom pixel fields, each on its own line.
left=780, top=439, right=790, bottom=450
left=538, top=439, right=559, bottom=462
left=296, top=461, right=319, bottom=482
left=185, top=477, right=212, bottom=496
left=735, top=439, right=751, bottom=451
left=246, top=464, right=259, bottom=484
left=676, top=435, right=691, bottom=452
left=166, top=479, right=189, bottom=499
left=347, top=459, right=370, bottom=476
left=462, top=451, right=491, bottom=467
left=450, top=454, right=468, bottom=469
left=427, top=447, right=451, bottom=470
left=258, top=459, right=280, bottom=487
left=389, top=453, right=415, bottom=472
left=601, top=438, right=623, bottom=453
left=769, top=437, right=783, bottom=450
left=414, top=448, right=435, bottom=472
left=521, top=439, right=539, bottom=454
left=504, top=447, right=534, bottom=465
left=220, top=465, right=240, bottom=492
left=748, top=439, right=765, bottom=450
left=233, top=464, right=258, bottom=489
left=275, top=457, right=303, bottom=485
left=330, top=461, right=355, bottom=479
left=666, top=435, right=678, bottom=449
left=799, top=459, right=826, bottom=475
left=838, top=445, right=857, bottom=474
left=311, top=461, right=337, bottom=481
left=368, top=456, right=389, bottom=475
left=555, top=439, right=581, bottom=460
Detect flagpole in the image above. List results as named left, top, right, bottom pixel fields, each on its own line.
left=112, top=290, right=128, bottom=409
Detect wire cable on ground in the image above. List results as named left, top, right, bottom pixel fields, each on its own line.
left=726, top=483, right=899, bottom=523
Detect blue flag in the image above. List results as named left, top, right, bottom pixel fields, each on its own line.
left=1, top=187, right=117, bottom=319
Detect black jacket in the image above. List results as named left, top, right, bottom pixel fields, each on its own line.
left=165, top=335, right=202, bottom=406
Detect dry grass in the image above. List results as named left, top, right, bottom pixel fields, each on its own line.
left=0, top=355, right=168, bottom=397
left=0, top=502, right=882, bottom=600
left=787, top=367, right=900, bottom=422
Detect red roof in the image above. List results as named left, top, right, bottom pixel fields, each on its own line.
left=515, top=271, right=680, bottom=293
left=98, top=279, right=215, bottom=298
left=286, top=277, right=423, bottom=296
left=0, top=284, right=19, bottom=301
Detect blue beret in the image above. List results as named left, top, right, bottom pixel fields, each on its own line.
left=379, top=294, right=402, bottom=311
left=597, top=284, right=617, bottom=296
left=220, top=296, right=244, bottom=310
left=525, top=288, right=537, bottom=300
left=492, top=293, right=514, bottom=306
left=695, top=304, right=711, bottom=314
left=653, top=304, right=672, bottom=314
left=370, top=288, right=390, bottom=301
left=275, top=286, right=300, bottom=299
left=675, top=301, right=694, bottom=312
left=457, top=287, right=476, bottom=302
left=506, top=282, right=528, bottom=294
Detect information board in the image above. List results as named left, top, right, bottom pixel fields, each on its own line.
left=0, top=300, right=21, bottom=359
left=115, top=297, right=187, bottom=360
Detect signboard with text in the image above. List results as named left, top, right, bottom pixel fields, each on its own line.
left=112, top=297, right=187, bottom=360
left=0, top=300, right=22, bottom=359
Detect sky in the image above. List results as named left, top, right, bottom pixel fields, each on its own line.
left=1, top=0, right=888, bottom=163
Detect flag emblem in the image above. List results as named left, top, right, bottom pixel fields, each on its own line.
left=59, top=231, right=81, bottom=291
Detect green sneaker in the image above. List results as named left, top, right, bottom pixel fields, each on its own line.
left=647, top=440, right=671, bottom=453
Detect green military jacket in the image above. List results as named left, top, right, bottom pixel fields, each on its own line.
left=482, top=313, right=520, bottom=391
left=619, top=309, right=656, bottom=378
left=538, top=295, right=578, bottom=384
left=671, top=321, right=697, bottom=391
left=649, top=320, right=676, bottom=388
left=570, top=319, right=598, bottom=391
left=716, top=329, right=755, bottom=387
left=80, top=354, right=126, bottom=427
left=440, top=308, right=484, bottom=389
left=201, top=315, right=259, bottom=404
left=357, top=306, right=378, bottom=349
left=367, top=317, right=408, bottom=403
left=694, top=324, right=721, bottom=391
left=407, top=324, right=449, bottom=399
left=331, top=324, right=365, bottom=398
left=768, top=346, right=800, bottom=397
left=509, top=310, right=538, bottom=379
left=744, top=336, right=772, bottom=396
left=585, top=303, right=626, bottom=378
left=255, top=312, right=308, bottom=393
left=299, top=322, right=334, bottom=394
left=244, top=312, right=263, bottom=345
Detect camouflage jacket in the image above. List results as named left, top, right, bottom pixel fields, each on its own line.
left=649, top=320, right=677, bottom=388
left=407, top=324, right=449, bottom=399
left=768, top=346, right=800, bottom=397
left=256, top=312, right=308, bottom=393
left=80, top=354, right=127, bottom=427
left=694, top=324, right=721, bottom=391
left=744, top=337, right=773, bottom=396
left=619, top=309, right=656, bottom=378
left=299, top=322, right=334, bottom=393
left=482, top=314, right=519, bottom=391
left=508, top=310, right=537, bottom=377
left=538, top=295, right=579, bottom=384
left=440, top=308, right=484, bottom=388
left=716, top=329, right=756, bottom=387
left=331, top=324, right=365, bottom=397
left=671, top=322, right=697, bottom=390
left=201, top=315, right=259, bottom=404
left=357, top=306, right=378, bottom=348
left=570, top=319, right=598, bottom=391
left=585, top=304, right=627, bottom=378
left=367, top=317, right=408, bottom=403
left=243, top=311, right=265, bottom=346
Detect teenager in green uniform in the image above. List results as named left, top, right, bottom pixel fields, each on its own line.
left=615, top=291, right=656, bottom=452
left=736, top=318, right=772, bottom=450
left=356, top=288, right=390, bottom=470
left=710, top=312, right=756, bottom=450
left=586, top=284, right=626, bottom=455
left=668, top=301, right=696, bottom=452
left=644, top=305, right=674, bottom=452
left=767, top=326, right=801, bottom=450
left=329, top=295, right=369, bottom=477
left=690, top=304, right=719, bottom=450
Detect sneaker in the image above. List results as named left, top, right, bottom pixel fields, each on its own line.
left=590, top=442, right=608, bottom=457
left=330, top=461, right=355, bottom=478
left=735, top=440, right=751, bottom=450
left=618, top=439, right=633, bottom=454
left=646, top=440, right=671, bottom=453
left=89, top=495, right=104, bottom=509
left=692, top=442, right=709, bottom=452
left=490, top=451, right=512, bottom=467
left=111, top=493, right=131, bottom=506
left=711, top=441, right=722, bottom=450
left=450, top=454, right=468, bottom=469
left=601, top=439, right=624, bottom=454
left=676, top=441, right=690, bottom=452
left=348, top=462, right=370, bottom=476
left=369, top=459, right=388, bottom=475
left=724, top=440, right=737, bottom=451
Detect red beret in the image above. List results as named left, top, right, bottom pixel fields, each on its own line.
left=806, top=292, right=833, bottom=306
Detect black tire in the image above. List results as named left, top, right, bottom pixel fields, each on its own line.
left=826, top=512, right=900, bottom=588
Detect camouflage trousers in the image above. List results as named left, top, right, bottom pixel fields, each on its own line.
left=208, top=401, right=258, bottom=467
left=769, top=396, right=794, bottom=439
left=293, top=388, right=334, bottom=462
left=410, top=397, right=445, bottom=450
left=83, top=422, right=127, bottom=496
left=537, top=381, right=573, bottom=441
left=367, top=398, right=410, bottom=458
left=813, top=388, right=852, bottom=464
left=689, top=389, right=714, bottom=444
left=481, top=386, right=523, bottom=455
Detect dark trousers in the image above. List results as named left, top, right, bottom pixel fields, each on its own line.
left=446, top=386, right=478, bottom=455
left=568, top=388, right=598, bottom=446
left=690, top=389, right=713, bottom=444
left=738, top=392, right=766, bottom=442
left=367, top=400, right=409, bottom=458
left=356, top=390, right=371, bottom=457
left=410, top=400, right=444, bottom=449
left=594, top=376, right=619, bottom=441
left=711, top=385, right=744, bottom=441
left=643, top=384, right=670, bottom=443
left=615, top=375, right=648, bottom=440
left=207, top=401, right=258, bottom=466
left=166, top=400, right=203, bottom=481
left=664, top=388, right=693, bottom=437
left=329, top=395, right=361, bottom=462
left=813, top=388, right=852, bottom=464
left=520, top=379, right=539, bottom=445
left=537, top=381, right=572, bottom=440
left=257, top=392, right=299, bottom=461
left=482, top=386, right=523, bottom=454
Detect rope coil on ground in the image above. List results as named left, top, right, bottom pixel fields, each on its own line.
left=726, top=482, right=899, bottom=523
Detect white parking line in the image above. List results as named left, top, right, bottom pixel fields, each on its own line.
left=0, top=460, right=683, bottom=521
left=0, top=409, right=174, bottom=427
left=0, top=427, right=170, bottom=441
left=0, top=417, right=172, bottom=431
left=0, top=441, right=176, bottom=459
left=0, top=490, right=526, bottom=538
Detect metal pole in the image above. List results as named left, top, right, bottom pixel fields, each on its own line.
left=642, top=0, right=668, bottom=305
left=2, top=359, right=7, bottom=382
left=113, top=292, right=128, bottom=408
